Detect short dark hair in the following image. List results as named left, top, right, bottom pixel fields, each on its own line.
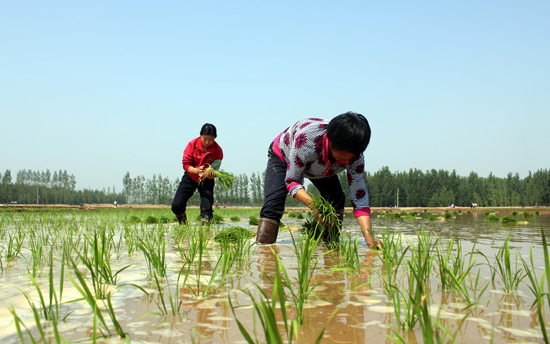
left=327, top=112, right=371, bottom=154
left=200, top=123, right=217, bottom=138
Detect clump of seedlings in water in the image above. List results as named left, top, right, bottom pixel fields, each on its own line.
left=501, top=215, right=517, bottom=224
left=248, top=215, right=259, bottom=225
left=214, top=226, right=254, bottom=243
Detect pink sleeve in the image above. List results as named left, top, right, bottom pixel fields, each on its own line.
left=353, top=207, right=371, bottom=217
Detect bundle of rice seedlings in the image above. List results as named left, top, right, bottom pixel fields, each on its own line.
left=201, top=166, right=235, bottom=190
left=249, top=215, right=259, bottom=226
left=301, top=195, right=341, bottom=240
left=501, top=216, right=517, bottom=224
left=214, top=226, right=255, bottom=243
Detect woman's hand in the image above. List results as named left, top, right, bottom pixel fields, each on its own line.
left=366, top=238, right=383, bottom=250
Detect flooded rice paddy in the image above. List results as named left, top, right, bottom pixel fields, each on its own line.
left=0, top=207, right=549, bottom=343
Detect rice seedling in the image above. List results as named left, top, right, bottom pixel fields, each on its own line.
left=68, top=261, right=127, bottom=339
left=144, top=215, right=159, bottom=224
left=136, top=225, right=167, bottom=277
left=10, top=296, right=63, bottom=344
left=201, top=166, right=235, bottom=189
left=75, top=227, right=131, bottom=299
left=229, top=272, right=298, bottom=344
left=214, top=226, right=255, bottom=243
left=24, top=234, right=48, bottom=278
left=277, top=232, right=327, bottom=324
left=301, top=195, right=342, bottom=244
left=389, top=263, right=465, bottom=344
left=229, top=252, right=334, bottom=344
left=521, top=243, right=548, bottom=343
left=5, top=231, right=24, bottom=260
left=229, top=215, right=241, bottom=222
left=492, top=235, right=526, bottom=292
left=500, top=215, right=517, bottom=224
left=486, top=214, right=500, bottom=222
left=336, top=232, right=361, bottom=275
left=379, top=230, right=410, bottom=300
left=249, top=215, right=259, bottom=225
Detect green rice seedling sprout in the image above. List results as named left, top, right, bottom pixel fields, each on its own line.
left=68, top=263, right=113, bottom=338
left=486, top=214, right=500, bottom=222
left=277, top=231, right=327, bottom=324
left=136, top=226, right=167, bottom=277
left=201, top=166, right=235, bottom=190
left=144, top=215, right=159, bottom=224
left=492, top=235, right=526, bottom=292
left=214, top=226, right=255, bottom=243
left=76, top=228, right=131, bottom=299
left=229, top=215, right=241, bottom=222
left=229, top=275, right=298, bottom=344
left=501, top=215, right=517, bottom=224
left=212, top=213, right=225, bottom=224
left=10, top=295, right=63, bottom=344
left=337, top=232, right=362, bottom=275
left=379, top=231, right=410, bottom=300
left=6, top=231, right=24, bottom=260
left=249, top=215, right=259, bottom=225
left=541, top=226, right=550, bottom=309
left=24, top=234, right=47, bottom=278
left=521, top=244, right=548, bottom=343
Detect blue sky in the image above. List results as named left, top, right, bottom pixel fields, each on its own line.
left=1, top=1, right=549, bottom=191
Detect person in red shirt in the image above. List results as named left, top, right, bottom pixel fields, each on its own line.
left=171, top=123, right=223, bottom=225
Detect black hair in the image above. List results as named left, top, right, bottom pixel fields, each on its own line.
left=326, top=112, right=371, bottom=154
left=200, top=123, right=217, bottom=138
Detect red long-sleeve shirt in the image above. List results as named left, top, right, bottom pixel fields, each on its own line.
left=182, top=137, right=223, bottom=182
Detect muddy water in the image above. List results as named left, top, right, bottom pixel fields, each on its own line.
left=0, top=210, right=549, bottom=343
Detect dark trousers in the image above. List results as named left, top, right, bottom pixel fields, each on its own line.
left=260, top=145, right=345, bottom=221
left=171, top=173, right=214, bottom=220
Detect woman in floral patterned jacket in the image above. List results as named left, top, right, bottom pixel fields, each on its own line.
left=257, top=112, right=381, bottom=249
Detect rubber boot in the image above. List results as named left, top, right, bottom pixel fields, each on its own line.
left=323, top=209, right=344, bottom=243
left=176, top=213, right=187, bottom=225
left=256, top=218, right=280, bottom=244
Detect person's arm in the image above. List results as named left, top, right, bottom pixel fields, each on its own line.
left=356, top=215, right=381, bottom=250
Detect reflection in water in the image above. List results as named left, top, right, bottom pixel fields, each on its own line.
left=0, top=210, right=548, bottom=343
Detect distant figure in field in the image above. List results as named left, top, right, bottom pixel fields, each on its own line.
left=471, top=203, right=478, bottom=208
left=223, top=200, right=226, bottom=208
left=256, top=112, right=381, bottom=250
left=171, top=123, right=223, bottom=226
left=113, top=200, right=117, bottom=208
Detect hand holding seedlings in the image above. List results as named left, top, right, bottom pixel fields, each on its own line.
left=198, top=165, right=215, bottom=181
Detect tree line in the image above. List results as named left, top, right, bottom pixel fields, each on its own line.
left=1, top=168, right=549, bottom=207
